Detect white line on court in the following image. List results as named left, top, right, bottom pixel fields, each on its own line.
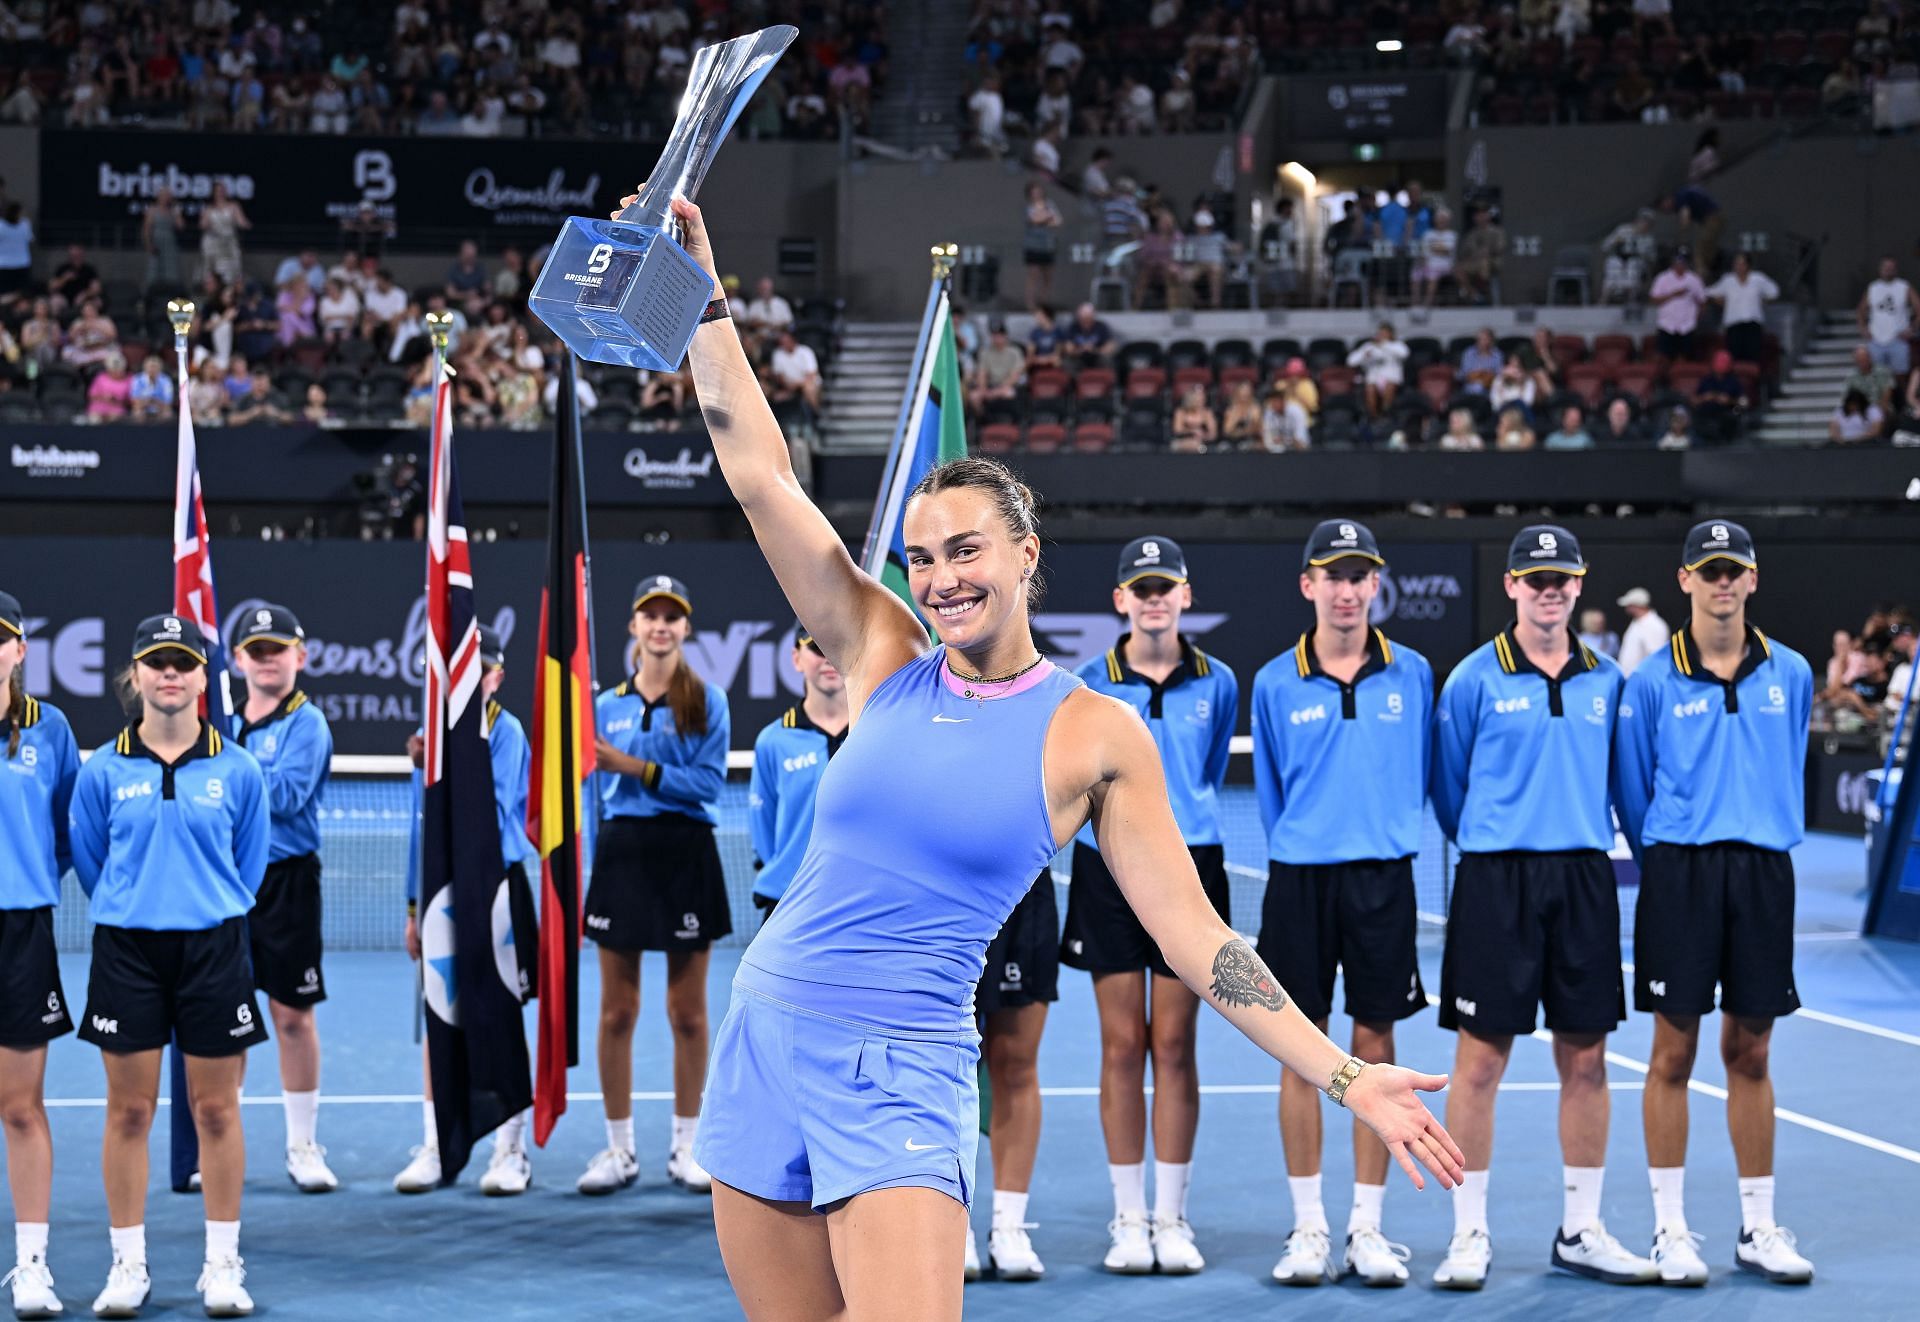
left=1617, top=960, right=1920, bottom=1047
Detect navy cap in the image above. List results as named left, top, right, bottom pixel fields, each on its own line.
left=1302, top=518, right=1385, bottom=570
left=478, top=625, right=505, bottom=667
left=632, top=575, right=692, bottom=615
left=1507, top=524, right=1587, bottom=577
left=0, top=590, right=21, bottom=639
left=1682, top=519, right=1757, bottom=571
left=131, top=613, right=209, bottom=665
left=1117, top=535, right=1188, bottom=588
left=793, top=619, right=816, bottom=648
left=233, top=603, right=305, bottom=650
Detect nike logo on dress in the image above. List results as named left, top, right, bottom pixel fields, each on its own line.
left=931, top=715, right=970, bottom=724
left=904, top=1138, right=937, bottom=1151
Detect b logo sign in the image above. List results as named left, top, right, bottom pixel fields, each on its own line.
left=256, top=608, right=273, bottom=627
left=1712, top=524, right=1729, bottom=542
left=163, top=616, right=182, bottom=634
left=1339, top=523, right=1358, bottom=541
left=1140, top=541, right=1161, bottom=560
left=588, top=243, right=613, bottom=275
left=1539, top=532, right=1557, bottom=551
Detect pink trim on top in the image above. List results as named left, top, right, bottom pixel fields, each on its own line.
left=939, top=651, right=1058, bottom=699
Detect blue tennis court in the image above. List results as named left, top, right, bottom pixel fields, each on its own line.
left=28, top=814, right=1919, bottom=1319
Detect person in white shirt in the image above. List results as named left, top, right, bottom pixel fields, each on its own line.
left=1413, top=208, right=1457, bottom=308
left=1346, top=323, right=1410, bottom=417
left=1030, top=126, right=1062, bottom=178
left=542, top=370, right=596, bottom=416
left=1614, top=587, right=1668, bottom=676
left=768, top=328, right=822, bottom=412
left=742, top=277, right=793, bottom=333
left=1034, top=70, right=1072, bottom=137
left=1260, top=389, right=1311, bottom=451
left=1707, top=253, right=1780, bottom=364
left=1857, top=256, right=1920, bottom=374
left=969, top=74, right=1006, bottom=152
left=361, top=269, right=408, bottom=329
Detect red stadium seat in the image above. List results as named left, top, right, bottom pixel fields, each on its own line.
left=1550, top=334, right=1588, bottom=366
left=1615, top=364, right=1661, bottom=402
left=1567, top=364, right=1607, bottom=408
left=1592, top=333, right=1635, bottom=359
left=977, top=423, right=1019, bottom=454
left=1075, top=367, right=1116, bottom=398
left=1124, top=367, right=1167, bottom=400
left=1024, top=423, right=1066, bottom=454
left=1071, top=422, right=1114, bottom=453
left=1418, top=364, right=1455, bottom=410
left=1669, top=363, right=1709, bottom=398
left=1318, top=364, right=1356, bottom=397
left=1028, top=368, right=1069, bottom=401
left=1219, top=364, right=1259, bottom=392
left=1172, top=365, right=1214, bottom=396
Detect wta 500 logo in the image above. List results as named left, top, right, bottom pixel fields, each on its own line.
left=1370, top=569, right=1461, bottom=623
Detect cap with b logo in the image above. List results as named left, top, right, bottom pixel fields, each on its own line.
left=1116, top=536, right=1188, bottom=588
left=1507, top=524, right=1587, bottom=576
left=478, top=625, right=505, bottom=667
left=793, top=619, right=816, bottom=648
left=1302, top=518, right=1385, bottom=570
left=131, top=613, right=209, bottom=665
left=632, top=575, right=693, bottom=615
left=1682, top=519, right=1757, bottom=571
left=0, top=590, right=21, bottom=639
left=234, top=603, right=305, bottom=650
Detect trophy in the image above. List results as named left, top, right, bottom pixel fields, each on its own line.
left=528, top=25, right=797, bottom=371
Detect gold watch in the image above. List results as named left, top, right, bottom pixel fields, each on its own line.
left=1327, top=1055, right=1367, bottom=1107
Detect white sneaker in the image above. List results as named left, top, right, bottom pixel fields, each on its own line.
left=576, top=1147, right=639, bottom=1196
left=1552, top=1221, right=1657, bottom=1285
left=285, top=1141, right=338, bottom=1193
left=392, top=1145, right=442, bottom=1194
left=1271, top=1227, right=1339, bottom=1285
left=1150, top=1216, right=1205, bottom=1275
left=1102, top=1212, right=1154, bottom=1274
left=988, top=1223, right=1045, bottom=1281
left=1432, top=1229, right=1492, bottom=1290
left=186, top=1173, right=201, bottom=1193
left=1735, top=1225, right=1814, bottom=1285
left=90, top=1259, right=149, bottom=1318
left=479, top=1143, right=531, bottom=1196
left=667, top=1145, right=712, bottom=1194
left=963, top=1230, right=982, bottom=1283
left=1651, top=1226, right=1709, bottom=1287
left=6, top=1258, right=62, bottom=1319
left=196, top=1256, right=252, bottom=1318
left=1344, top=1228, right=1411, bottom=1286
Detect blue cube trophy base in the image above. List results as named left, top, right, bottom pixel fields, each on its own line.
left=526, top=25, right=796, bottom=371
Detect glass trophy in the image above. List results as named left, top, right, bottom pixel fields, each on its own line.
left=528, top=25, right=797, bottom=370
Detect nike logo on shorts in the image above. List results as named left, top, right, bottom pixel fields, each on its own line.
left=931, top=715, right=970, bottom=724
left=904, top=1138, right=937, bottom=1151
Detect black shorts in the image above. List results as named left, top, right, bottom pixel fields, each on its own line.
left=1257, top=858, right=1426, bottom=1025
left=0, top=907, right=74, bottom=1047
left=586, top=813, right=732, bottom=951
left=249, top=852, right=325, bottom=1007
left=1438, top=851, right=1625, bottom=1037
left=78, top=917, right=269, bottom=1057
left=977, top=873, right=1060, bottom=1016
left=1060, top=842, right=1230, bottom=980
left=1633, top=842, right=1799, bottom=1020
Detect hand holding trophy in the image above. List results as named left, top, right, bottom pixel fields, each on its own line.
left=527, top=25, right=796, bottom=370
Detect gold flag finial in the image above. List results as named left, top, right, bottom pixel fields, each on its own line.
left=931, top=243, right=958, bottom=280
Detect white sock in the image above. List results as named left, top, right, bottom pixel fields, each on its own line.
left=671, top=1114, right=698, bottom=1152
left=1738, top=1175, right=1776, bottom=1233
left=1562, top=1166, right=1604, bottom=1236
left=1348, top=1181, right=1386, bottom=1235
left=15, top=1222, right=48, bottom=1264
left=993, top=1189, right=1030, bottom=1229
left=607, top=1115, right=635, bottom=1154
left=1153, top=1160, right=1192, bottom=1224
left=204, top=1220, right=239, bottom=1263
left=495, top=1108, right=528, bottom=1153
left=1108, top=1161, right=1147, bottom=1219
left=108, top=1224, right=145, bottom=1266
left=1452, top=1169, right=1490, bottom=1236
left=1649, top=1166, right=1687, bottom=1233
left=283, top=1088, right=319, bottom=1148
left=420, top=1099, right=438, bottom=1150
left=1287, top=1172, right=1329, bottom=1233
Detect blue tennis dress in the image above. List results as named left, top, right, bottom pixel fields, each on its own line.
left=694, top=648, right=1081, bottom=1208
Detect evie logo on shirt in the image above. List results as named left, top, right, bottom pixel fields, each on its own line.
left=1289, top=704, right=1328, bottom=725
left=115, top=781, right=154, bottom=802
left=1672, top=697, right=1712, bottom=719
left=1493, top=695, right=1532, bottom=714
left=782, top=750, right=820, bottom=773
left=603, top=718, right=635, bottom=735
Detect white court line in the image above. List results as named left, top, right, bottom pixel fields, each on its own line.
left=1618, top=961, right=1920, bottom=1048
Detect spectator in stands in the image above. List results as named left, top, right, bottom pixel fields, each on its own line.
left=1667, top=183, right=1722, bottom=278
left=62, top=298, right=117, bottom=369
left=187, top=357, right=227, bottom=424
left=1170, top=385, right=1218, bottom=453
left=128, top=356, right=175, bottom=422
left=1030, top=125, right=1064, bottom=179
left=1595, top=397, right=1642, bottom=446
left=1454, top=206, right=1506, bottom=304
left=1522, top=327, right=1563, bottom=396
left=341, top=202, right=395, bottom=260
left=1458, top=328, right=1502, bottom=393
left=1348, top=322, right=1409, bottom=418
left=1259, top=387, right=1310, bottom=451
left=1279, top=356, right=1318, bottom=418
left=302, top=381, right=336, bottom=424
left=969, top=73, right=1007, bottom=154
left=743, top=277, right=795, bottom=335
left=229, top=366, right=294, bottom=425
left=1691, top=350, right=1747, bottom=443
left=1160, top=67, right=1196, bottom=133
left=1614, top=587, right=1668, bottom=675
left=318, top=277, right=360, bottom=345
left=491, top=247, right=528, bottom=305
left=1858, top=257, right=1918, bottom=375
left=1410, top=206, right=1455, bottom=308
left=769, top=326, right=823, bottom=415
left=1829, top=389, right=1885, bottom=444
left=18, top=299, right=60, bottom=370
left=223, top=357, right=255, bottom=410
left=1611, top=59, right=1654, bottom=119
left=1544, top=405, right=1594, bottom=450
left=1221, top=379, right=1262, bottom=446
left=276, top=275, right=317, bottom=347
left=1101, top=178, right=1148, bottom=250
left=49, top=244, right=102, bottom=318
left=1113, top=73, right=1157, bottom=134
left=1259, top=196, right=1303, bottom=305
left=362, top=268, right=408, bottom=345
left=1023, top=182, right=1063, bottom=309
left=1656, top=404, right=1695, bottom=450
left=1494, top=403, right=1537, bottom=450
left=637, top=366, right=688, bottom=424
left=1081, top=148, right=1114, bottom=200
left=445, top=240, right=488, bottom=311
left=0, top=72, right=42, bottom=125
left=1708, top=252, right=1778, bottom=365
left=967, top=319, right=1026, bottom=415
left=1378, top=182, right=1433, bottom=255
left=1688, top=128, right=1721, bottom=184
left=1844, top=344, right=1896, bottom=412
left=1185, top=208, right=1230, bottom=308
left=1438, top=406, right=1486, bottom=450
left=1650, top=248, right=1707, bottom=359
left=1600, top=209, right=1656, bottom=304
left=1823, top=59, right=1863, bottom=114
left=1490, top=356, right=1538, bottom=423
left=274, top=249, right=322, bottom=292
left=234, top=282, right=277, bottom=363
left=1578, top=609, right=1620, bottom=659
left=1026, top=305, right=1063, bottom=370
left=140, top=187, right=184, bottom=293
left=86, top=352, right=134, bottom=422
left=1065, top=302, right=1116, bottom=366
left=198, top=180, right=249, bottom=284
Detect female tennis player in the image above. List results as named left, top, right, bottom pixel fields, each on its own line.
left=0, top=591, right=80, bottom=1320
left=641, top=194, right=1462, bottom=1321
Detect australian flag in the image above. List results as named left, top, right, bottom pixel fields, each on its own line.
left=421, top=355, right=531, bottom=1182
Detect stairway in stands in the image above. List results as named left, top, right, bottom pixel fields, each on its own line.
left=820, top=321, right=919, bottom=450
left=866, top=0, right=969, bottom=153
left=1758, top=310, right=1863, bottom=446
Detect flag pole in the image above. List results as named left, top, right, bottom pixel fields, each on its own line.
left=859, top=244, right=957, bottom=575
left=417, top=310, right=455, bottom=1048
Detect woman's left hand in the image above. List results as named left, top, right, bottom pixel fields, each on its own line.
left=1340, top=1064, right=1466, bottom=1191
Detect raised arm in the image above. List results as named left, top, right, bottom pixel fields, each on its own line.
left=645, top=196, right=924, bottom=699
left=1077, top=694, right=1463, bottom=1190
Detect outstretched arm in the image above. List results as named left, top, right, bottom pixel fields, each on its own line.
left=1083, top=696, right=1464, bottom=1190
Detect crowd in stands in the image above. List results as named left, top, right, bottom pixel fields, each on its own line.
left=0, top=0, right=885, bottom=139
left=1819, top=603, right=1916, bottom=737
left=967, top=302, right=1785, bottom=455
